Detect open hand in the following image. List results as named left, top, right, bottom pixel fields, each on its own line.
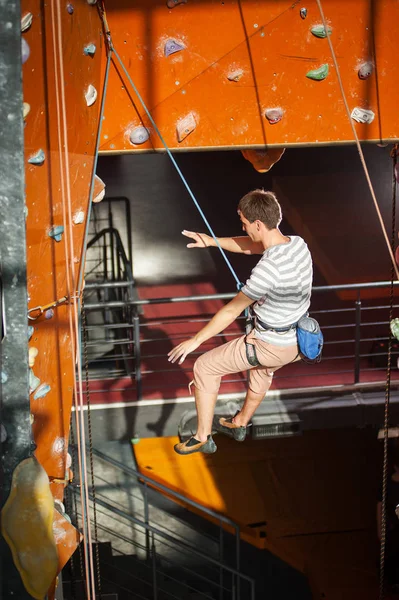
left=168, top=337, right=201, bottom=364
left=182, top=230, right=212, bottom=248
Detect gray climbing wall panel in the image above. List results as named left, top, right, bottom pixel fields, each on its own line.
left=0, top=0, right=35, bottom=598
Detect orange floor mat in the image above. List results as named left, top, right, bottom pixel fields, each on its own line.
left=134, top=428, right=382, bottom=599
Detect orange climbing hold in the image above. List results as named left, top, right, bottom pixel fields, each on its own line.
left=241, top=148, right=286, bottom=173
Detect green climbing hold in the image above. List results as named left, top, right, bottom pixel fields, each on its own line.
left=310, top=24, right=332, bottom=38
left=390, top=318, right=399, bottom=342
left=306, top=64, right=329, bottom=81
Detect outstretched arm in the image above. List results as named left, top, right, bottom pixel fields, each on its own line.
left=168, top=291, right=254, bottom=364
left=182, top=230, right=264, bottom=255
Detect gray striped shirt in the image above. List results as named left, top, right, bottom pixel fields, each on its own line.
left=241, top=236, right=313, bottom=346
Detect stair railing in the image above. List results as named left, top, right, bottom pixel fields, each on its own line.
left=72, top=445, right=254, bottom=600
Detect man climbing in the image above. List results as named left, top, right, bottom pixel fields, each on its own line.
left=168, top=189, right=313, bottom=455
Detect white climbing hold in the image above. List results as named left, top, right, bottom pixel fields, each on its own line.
left=21, top=38, right=30, bottom=64
left=23, top=103, right=30, bottom=119
left=265, top=107, right=284, bottom=124
left=66, top=453, right=72, bottom=469
left=54, top=499, right=66, bottom=514
left=21, top=12, right=33, bottom=33
left=93, top=174, right=106, bottom=203
left=73, top=210, right=85, bottom=224
left=176, top=112, right=197, bottom=142
left=351, top=107, right=375, bottom=124
left=129, top=126, right=150, bottom=145
left=227, top=69, right=244, bottom=82
left=85, top=84, right=97, bottom=107
left=358, top=61, right=373, bottom=80
left=29, top=347, right=39, bottom=368
left=87, top=0, right=97, bottom=4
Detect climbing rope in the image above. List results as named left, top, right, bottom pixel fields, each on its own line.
left=111, top=46, right=241, bottom=289
left=77, top=48, right=112, bottom=296
left=315, top=0, right=399, bottom=282
left=379, top=145, right=398, bottom=600
left=63, top=474, right=78, bottom=600
left=50, top=0, right=97, bottom=597
left=81, top=296, right=102, bottom=600
left=70, top=422, right=88, bottom=599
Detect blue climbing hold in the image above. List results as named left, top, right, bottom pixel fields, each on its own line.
left=164, top=39, right=185, bottom=57
left=28, top=149, right=45, bottom=166
left=33, top=383, right=51, bottom=400
left=29, top=369, right=41, bottom=393
left=84, top=43, right=96, bottom=57
left=48, top=226, right=64, bottom=242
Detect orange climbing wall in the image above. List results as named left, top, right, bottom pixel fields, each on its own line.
left=21, top=0, right=102, bottom=587
left=99, top=0, right=399, bottom=153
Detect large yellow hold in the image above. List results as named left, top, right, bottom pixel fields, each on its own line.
left=1, top=456, right=58, bottom=599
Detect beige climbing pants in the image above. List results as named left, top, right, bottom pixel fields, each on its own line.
left=192, top=330, right=299, bottom=396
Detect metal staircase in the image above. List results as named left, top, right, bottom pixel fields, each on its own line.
left=83, top=196, right=140, bottom=385
left=63, top=443, right=256, bottom=600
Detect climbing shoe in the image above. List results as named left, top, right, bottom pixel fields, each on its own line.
left=174, top=434, right=217, bottom=455
left=212, top=411, right=249, bottom=442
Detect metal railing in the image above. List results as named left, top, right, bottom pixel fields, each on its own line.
left=84, top=226, right=139, bottom=383
left=83, top=279, right=399, bottom=400
left=69, top=446, right=255, bottom=600
left=82, top=206, right=399, bottom=398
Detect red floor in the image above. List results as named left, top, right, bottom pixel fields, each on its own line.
left=86, top=283, right=399, bottom=404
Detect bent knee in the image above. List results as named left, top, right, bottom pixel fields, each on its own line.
left=193, top=354, right=207, bottom=379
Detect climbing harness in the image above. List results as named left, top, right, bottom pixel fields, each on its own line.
left=244, top=309, right=261, bottom=367
left=245, top=307, right=323, bottom=366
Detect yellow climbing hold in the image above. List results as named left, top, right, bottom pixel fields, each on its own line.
left=1, top=457, right=58, bottom=599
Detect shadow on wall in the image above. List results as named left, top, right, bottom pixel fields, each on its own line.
left=98, top=143, right=395, bottom=294
left=120, top=320, right=192, bottom=440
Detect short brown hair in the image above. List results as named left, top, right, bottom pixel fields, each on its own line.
left=238, top=189, right=282, bottom=229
